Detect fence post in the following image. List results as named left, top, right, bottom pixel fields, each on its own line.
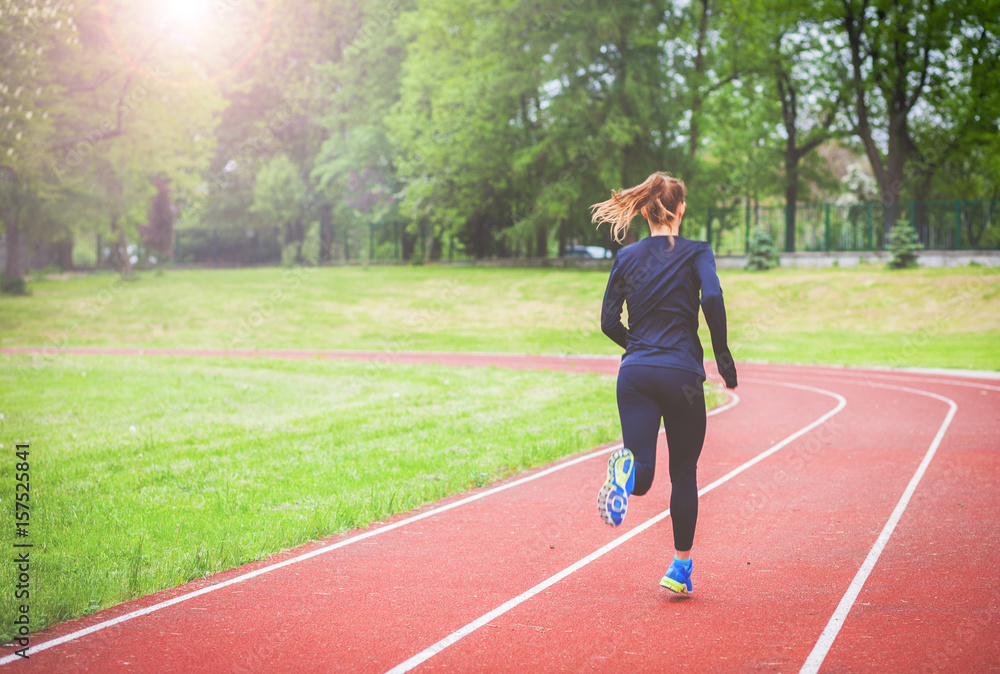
left=369, top=223, right=374, bottom=262
left=824, top=203, right=831, bottom=253
left=395, top=222, right=400, bottom=260
left=420, top=222, right=426, bottom=258
left=449, top=233, right=454, bottom=261
left=706, top=208, right=712, bottom=246
left=784, top=202, right=791, bottom=252
left=744, top=200, right=750, bottom=254
left=954, top=200, right=961, bottom=250
left=865, top=202, right=872, bottom=251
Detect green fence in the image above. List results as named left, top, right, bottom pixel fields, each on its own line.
left=166, top=199, right=998, bottom=266
left=690, top=199, right=1000, bottom=255
left=173, top=227, right=283, bottom=265
left=170, top=221, right=469, bottom=266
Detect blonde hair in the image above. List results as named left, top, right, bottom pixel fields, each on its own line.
left=591, top=172, right=687, bottom=244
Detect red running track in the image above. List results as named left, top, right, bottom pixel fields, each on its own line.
left=1, top=349, right=998, bottom=673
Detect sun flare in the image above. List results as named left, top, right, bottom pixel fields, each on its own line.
left=164, top=0, right=210, bottom=25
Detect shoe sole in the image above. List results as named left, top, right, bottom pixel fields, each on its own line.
left=659, top=576, right=691, bottom=594
left=597, top=449, right=633, bottom=526
left=596, top=482, right=627, bottom=526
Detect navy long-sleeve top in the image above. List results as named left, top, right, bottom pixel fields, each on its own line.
left=601, top=235, right=737, bottom=386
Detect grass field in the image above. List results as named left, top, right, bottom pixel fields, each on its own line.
left=0, top=354, right=638, bottom=640
left=2, top=263, right=998, bottom=369
left=0, top=262, right=997, bottom=640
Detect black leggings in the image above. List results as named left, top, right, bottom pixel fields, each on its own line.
left=617, top=365, right=706, bottom=551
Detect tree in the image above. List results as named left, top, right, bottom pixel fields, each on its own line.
left=313, top=0, right=409, bottom=261
left=1, top=0, right=224, bottom=274
left=836, top=0, right=961, bottom=233
left=908, top=0, right=1000, bottom=235
left=386, top=0, right=539, bottom=258
left=193, top=0, right=356, bottom=264
left=771, top=5, right=847, bottom=251
left=251, top=155, right=308, bottom=263
left=1, top=0, right=77, bottom=279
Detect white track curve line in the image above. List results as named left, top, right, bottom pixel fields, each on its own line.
left=741, top=363, right=1000, bottom=391
left=385, top=382, right=844, bottom=674
left=799, top=383, right=958, bottom=674
left=0, top=391, right=740, bottom=666
left=812, top=370, right=1000, bottom=393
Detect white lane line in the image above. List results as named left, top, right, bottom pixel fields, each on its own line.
left=741, top=363, right=1000, bottom=391
left=815, top=371, right=1000, bottom=393
left=0, top=391, right=740, bottom=665
left=385, top=383, right=845, bottom=674
left=799, top=383, right=958, bottom=674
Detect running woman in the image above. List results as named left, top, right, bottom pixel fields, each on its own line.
left=591, top=172, right=738, bottom=594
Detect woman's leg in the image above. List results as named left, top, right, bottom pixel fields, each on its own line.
left=616, top=365, right=664, bottom=496
left=658, top=368, right=707, bottom=553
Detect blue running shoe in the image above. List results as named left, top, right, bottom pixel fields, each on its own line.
left=660, top=558, right=693, bottom=594
left=597, top=448, right=635, bottom=526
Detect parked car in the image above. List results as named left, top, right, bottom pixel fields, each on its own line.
left=564, top=245, right=613, bottom=259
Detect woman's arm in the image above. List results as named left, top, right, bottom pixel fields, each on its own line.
left=601, top=256, right=629, bottom=350
left=695, top=244, right=738, bottom=388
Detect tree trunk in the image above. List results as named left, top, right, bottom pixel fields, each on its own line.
left=57, top=235, right=74, bottom=270
left=4, top=209, right=21, bottom=280
left=534, top=223, right=547, bottom=259
left=688, top=0, right=711, bottom=162
left=401, top=227, right=414, bottom=261
left=843, top=3, right=926, bottom=241
left=2, top=165, right=22, bottom=280
left=784, top=154, right=799, bottom=253
left=319, top=204, right=332, bottom=263
left=111, top=215, right=134, bottom=275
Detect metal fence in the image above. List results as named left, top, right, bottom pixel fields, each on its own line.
left=173, top=227, right=283, bottom=265
left=166, top=199, right=998, bottom=266
left=689, top=199, right=1000, bottom=256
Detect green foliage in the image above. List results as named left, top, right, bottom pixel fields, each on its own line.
left=3, top=0, right=997, bottom=268
left=0, top=272, right=29, bottom=295
left=745, top=229, right=778, bottom=271
left=252, top=155, right=307, bottom=227
left=253, top=155, right=309, bottom=264
left=887, top=220, right=922, bottom=270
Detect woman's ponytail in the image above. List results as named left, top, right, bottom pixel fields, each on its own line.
left=591, top=172, right=687, bottom=244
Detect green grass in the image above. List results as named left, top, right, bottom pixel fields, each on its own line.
left=0, top=355, right=631, bottom=640
left=721, top=265, right=1000, bottom=370
left=1, top=264, right=998, bottom=369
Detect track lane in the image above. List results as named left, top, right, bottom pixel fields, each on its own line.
left=414, top=373, right=962, bottom=672
left=386, top=382, right=845, bottom=674
left=801, top=383, right=958, bottom=673
left=0, top=362, right=833, bottom=672
left=801, top=377, right=1000, bottom=673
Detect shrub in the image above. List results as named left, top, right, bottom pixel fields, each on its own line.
left=745, top=229, right=778, bottom=271
left=887, top=220, right=922, bottom=269
left=0, top=272, right=29, bottom=296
